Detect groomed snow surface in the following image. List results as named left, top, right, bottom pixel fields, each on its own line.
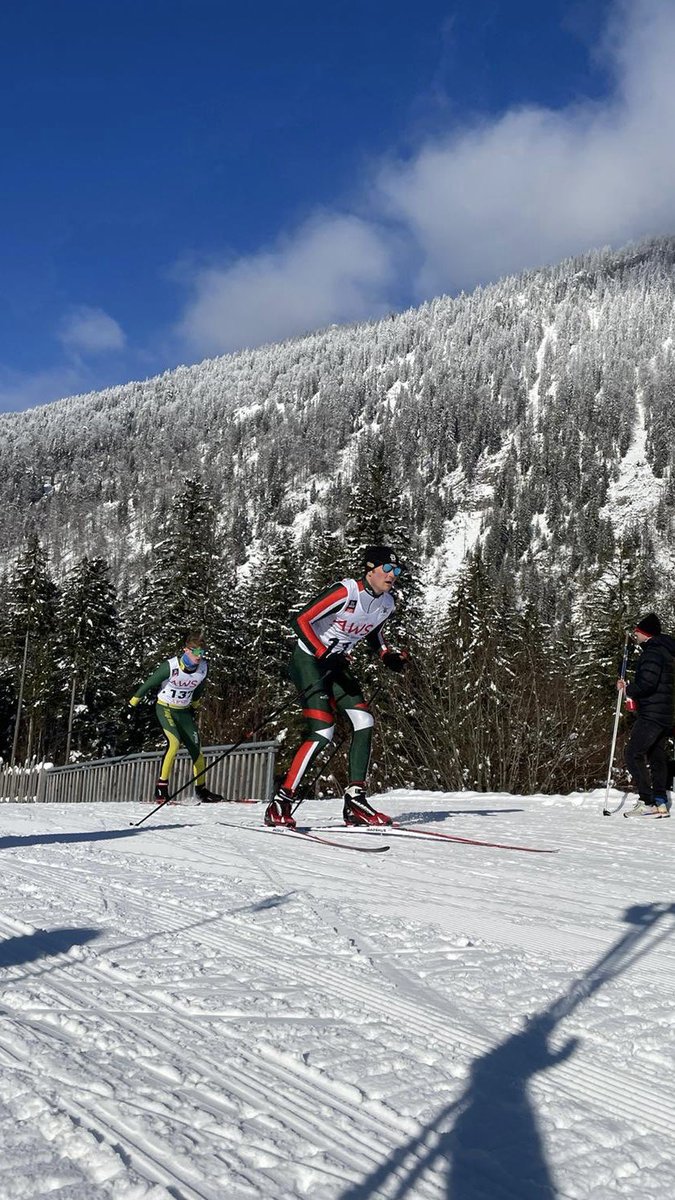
left=0, top=789, right=673, bottom=1200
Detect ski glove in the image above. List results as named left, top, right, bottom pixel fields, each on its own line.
left=380, top=649, right=409, bottom=674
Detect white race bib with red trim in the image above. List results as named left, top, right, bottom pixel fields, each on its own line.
left=156, top=657, right=208, bottom=707
left=298, top=577, right=394, bottom=655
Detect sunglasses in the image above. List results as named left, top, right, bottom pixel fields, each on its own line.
left=381, top=563, right=402, bottom=576
left=186, top=646, right=207, bottom=658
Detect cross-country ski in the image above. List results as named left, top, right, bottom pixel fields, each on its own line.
left=217, top=818, right=391, bottom=853
left=324, top=821, right=557, bottom=854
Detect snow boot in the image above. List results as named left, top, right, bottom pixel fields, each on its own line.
left=652, top=795, right=671, bottom=818
left=342, top=784, right=393, bottom=826
left=264, top=787, right=297, bottom=828
left=623, top=796, right=654, bottom=817
left=195, top=784, right=223, bottom=803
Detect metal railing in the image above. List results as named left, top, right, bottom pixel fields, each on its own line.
left=0, top=741, right=277, bottom=805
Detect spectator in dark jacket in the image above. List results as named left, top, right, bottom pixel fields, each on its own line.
left=618, top=613, right=675, bottom=817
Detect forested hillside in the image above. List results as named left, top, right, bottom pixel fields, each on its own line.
left=2, top=237, right=675, bottom=790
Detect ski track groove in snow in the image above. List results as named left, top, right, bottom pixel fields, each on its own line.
left=1, top=793, right=674, bottom=1199
left=3, top=820, right=675, bottom=1136
left=0, top=910, right=437, bottom=1198
left=163, top=817, right=675, bottom=1136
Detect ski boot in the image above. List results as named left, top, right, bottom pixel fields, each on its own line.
left=264, top=786, right=297, bottom=828
left=342, top=784, right=393, bottom=826
left=195, top=784, right=223, bottom=803
left=153, top=779, right=170, bottom=804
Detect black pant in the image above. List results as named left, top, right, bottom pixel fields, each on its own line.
left=624, top=718, right=671, bottom=800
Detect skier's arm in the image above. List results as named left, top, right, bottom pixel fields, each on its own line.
left=293, top=583, right=349, bottom=655
left=626, top=652, right=662, bottom=700
left=366, top=620, right=409, bottom=672
left=191, top=678, right=207, bottom=708
left=129, top=662, right=170, bottom=705
left=365, top=623, right=390, bottom=654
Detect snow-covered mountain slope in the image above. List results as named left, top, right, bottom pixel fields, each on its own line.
left=3, top=236, right=675, bottom=608
left=0, top=790, right=673, bottom=1198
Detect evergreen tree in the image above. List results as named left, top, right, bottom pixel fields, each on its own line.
left=57, top=556, right=121, bottom=759
left=239, top=533, right=302, bottom=722
left=344, top=436, right=409, bottom=557
left=7, top=531, right=59, bottom=762
left=144, top=477, right=221, bottom=655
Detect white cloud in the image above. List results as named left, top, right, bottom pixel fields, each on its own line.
left=178, top=0, right=675, bottom=355
left=178, top=214, right=394, bottom=356
left=58, top=305, right=126, bottom=355
left=377, top=0, right=675, bottom=296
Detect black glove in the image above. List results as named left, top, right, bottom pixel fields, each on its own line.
left=380, top=650, right=409, bottom=674
left=317, top=641, right=347, bottom=661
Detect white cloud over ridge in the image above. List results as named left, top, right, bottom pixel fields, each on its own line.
left=180, top=0, right=675, bottom=355
left=380, top=0, right=675, bottom=296
left=59, top=306, right=126, bottom=355
left=179, top=214, right=394, bottom=356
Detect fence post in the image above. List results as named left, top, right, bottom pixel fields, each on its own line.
left=36, top=763, right=50, bottom=803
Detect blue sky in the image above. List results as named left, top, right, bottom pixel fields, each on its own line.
left=2, top=0, right=674, bottom=412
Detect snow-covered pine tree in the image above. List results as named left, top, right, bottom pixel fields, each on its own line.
left=7, top=531, right=60, bottom=762
left=238, top=533, right=301, bottom=727
left=57, top=556, right=121, bottom=760
left=141, top=477, right=221, bottom=658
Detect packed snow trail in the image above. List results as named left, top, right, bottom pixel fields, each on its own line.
left=0, top=789, right=673, bottom=1199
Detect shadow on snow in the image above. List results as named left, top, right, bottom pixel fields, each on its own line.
left=0, top=824, right=188, bottom=851
left=340, top=901, right=675, bottom=1200
left=0, top=926, right=101, bottom=970
left=397, top=808, right=525, bottom=825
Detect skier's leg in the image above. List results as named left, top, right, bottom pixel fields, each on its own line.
left=172, top=708, right=222, bottom=802
left=265, top=651, right=335, bottom=826
left=647, top=727, right=671, bottom=816
left=625, top=718, right=662, bottom=809
left=342, top=702, right=374, bottom=784
left=333, top=670, right=391, bottom=826
left=154, top=703, right=181, bottom=800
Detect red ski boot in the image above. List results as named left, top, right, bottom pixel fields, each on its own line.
left=152, top=779, right=170, bottom=804
left=264, top=787, right=297, bottom=829
left=342, top=784, right=393, bottom=826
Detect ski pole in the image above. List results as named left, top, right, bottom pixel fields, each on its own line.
left=131, top=651, right=342, bottom=827
left=602, top=631, right=631, bottom=816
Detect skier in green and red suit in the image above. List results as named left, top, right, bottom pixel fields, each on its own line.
left=129, top=630, right=223, bottom=804
left=265, top=546, right=409, bottom=829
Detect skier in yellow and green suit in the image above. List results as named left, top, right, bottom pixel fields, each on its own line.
left=129, top=630, right=222, bottom=803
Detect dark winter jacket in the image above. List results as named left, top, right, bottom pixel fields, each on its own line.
left=626, top=634, right=675, bottom=728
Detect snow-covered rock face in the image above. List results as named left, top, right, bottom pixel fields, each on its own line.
left=2, top=237, right=675, bottom=616
left=0, top=788, right=673, bottom=1199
